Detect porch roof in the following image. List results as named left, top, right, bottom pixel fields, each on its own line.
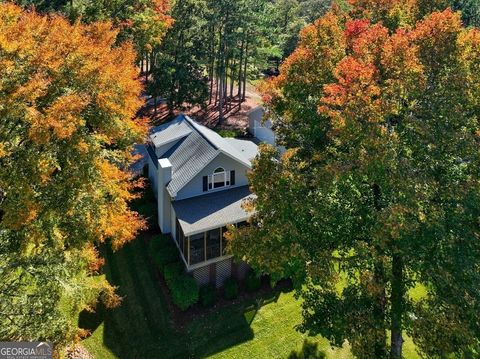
left=172, top=186, right=255, bottom=236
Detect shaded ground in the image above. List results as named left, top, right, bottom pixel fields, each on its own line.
left=80, top=234, right=352, bottom=359
left=143, top=82, right=261, bottom=130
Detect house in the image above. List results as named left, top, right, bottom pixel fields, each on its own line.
left=146, top=114, right=258, bottom=287
left=248, top=106, right=276, bottom=145
left=247, top=106, right=286, bottom=153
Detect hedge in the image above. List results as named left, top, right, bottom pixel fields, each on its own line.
left=245, top=271, right=261, bottom=292
left=224, top=278, right=238, bottom=300
left=169, top=274, right=199, bottom=311
left=164, top=262, right=183, bottom=286
left=199, top=284, right=216, bottom=307
left=153, top=246, right=178, bottom=273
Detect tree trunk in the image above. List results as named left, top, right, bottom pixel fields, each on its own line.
left=242, top=37, right=249, bottom=102
left=373, top=263, right=388, bottom=358
left=372, top=183, right=387, bottom=358
left=390, top=254, right=404, bottom=359
left=237, top=35, right=245, bottom=99
left=150, top=50, right=155, bottom=72
left=209, top=55, right=215, bottom=105
left=145, top=52, right=149, bottom=83
left=229, top=59, right=236, bottom=110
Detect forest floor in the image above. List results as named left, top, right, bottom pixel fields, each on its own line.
left=143, top=81, right=262, bottom=131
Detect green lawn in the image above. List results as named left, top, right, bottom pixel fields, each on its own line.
left=81, top=235, right=422, bottom=359
left=81, top=237, right=352, bottom=358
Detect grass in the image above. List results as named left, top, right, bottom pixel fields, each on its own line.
left=81, top=188, right=422, bottom=358
left=81, top=236, right=353, bottom=358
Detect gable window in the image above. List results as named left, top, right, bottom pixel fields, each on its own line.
left=208, top=167, right=230, bottom=190
left=203, top=168, right=235, bottom=192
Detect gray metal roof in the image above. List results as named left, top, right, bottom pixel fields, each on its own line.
left=224, top=138, right=259, bottom=162
left=172, top=186, right=255, bottom=236
left=149, top=114, right=258, bottom=197
left=185, top=117, right=252, bottom=166
left=166, top=130, right=218, bottom=196
left=149, top=116, right=192, bottom=148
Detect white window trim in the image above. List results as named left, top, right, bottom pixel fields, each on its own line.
left=207, top=167, right=230, bottom=191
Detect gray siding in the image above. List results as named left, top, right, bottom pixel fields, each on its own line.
left=170, top=204, right=176, bottom=241
left=175, top=153, right=249, bottom=201
left=147, top=152, right=158, bottom=199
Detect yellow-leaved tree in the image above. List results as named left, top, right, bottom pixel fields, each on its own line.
left=0, top=3, right=148, bottom=348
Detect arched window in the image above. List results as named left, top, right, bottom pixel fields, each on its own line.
left=208, top=167, right=230, bottom=190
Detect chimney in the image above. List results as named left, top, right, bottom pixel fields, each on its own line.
left=157, top=158, right=172, bottom=234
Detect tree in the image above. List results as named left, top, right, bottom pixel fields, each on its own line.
left=228, top=2, right=480, bottom=358
left=146, top=0, right=273, bottom=123
left=452, top=0, right=480, bottom=27
left=0, top=3, right=147, bottom=349
left=148, top=0, right=209, bottom=114
left=16, top=0, right=173, bottom=72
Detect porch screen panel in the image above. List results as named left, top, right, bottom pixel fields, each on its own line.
left=221, top=227, right=228, bottom=255
left=206, top=229, right=221, bottom=260
left=189, top=233, right=205, bottom=265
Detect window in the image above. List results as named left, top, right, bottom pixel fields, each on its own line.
left=208, top=167, right=230, bottom=190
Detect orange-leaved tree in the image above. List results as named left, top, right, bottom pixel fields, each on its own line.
left=230, top=1, right=480, bottom=358
left=0, top=3, right=147, bottom=347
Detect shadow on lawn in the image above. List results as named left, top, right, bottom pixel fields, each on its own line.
left=78, top=184, right=292, bottom=358
left=79, top=237, right=286, bottom=358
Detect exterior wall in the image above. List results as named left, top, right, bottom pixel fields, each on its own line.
left=170, top=204, right=176, bottom=241
left=248, top=106, right=275, bottom=146
left=248, top=106, right=286, bottom=153
left=175, top=153, right=250, bottom=201
left=189, top=258, right=250, bottom=288
left=147, top=150, right=158, bottom=199
left=192, top=266, right=210, bottom=286
left=253, top=120, right=276, bottom=145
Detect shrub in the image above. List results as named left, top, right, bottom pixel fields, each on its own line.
left=164, top=262, right=183, bottom=286
left=217, top=129, right=239, bottom=138
left=224, top=278, right=238, bottom=300
left=169, top=274, right=199, bottom=311
left=153, top=246, right=178, bottom=273
left=245, top=271, right=261, bottom=292
left=199, top=284, right=216, bottom=307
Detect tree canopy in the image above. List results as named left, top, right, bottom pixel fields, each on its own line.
left=229, top=1, right=480, bottom=357
left=0, top=3, right=147, bottom=347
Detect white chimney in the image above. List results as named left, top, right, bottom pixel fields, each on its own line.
left=157, top=158, right=172, bottom=234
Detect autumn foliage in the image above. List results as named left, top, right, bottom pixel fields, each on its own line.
left=232, top=1, right=480, bottom=357
left=0, top=3, right=147, bottom=344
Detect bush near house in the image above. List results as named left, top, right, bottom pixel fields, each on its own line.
left=153, top=246, right=179, bottom=273
left=245, top=271, right=261, bottom=292
left=169, top=274, right=199, bottom=311
left=164, top=262, right=183, bottom=286
left=224, top=278, right=238, bottom=300
left=199, top=284, right=216, bottom=307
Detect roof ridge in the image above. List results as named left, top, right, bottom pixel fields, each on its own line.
left=183, top=115, right=219, bottom=150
